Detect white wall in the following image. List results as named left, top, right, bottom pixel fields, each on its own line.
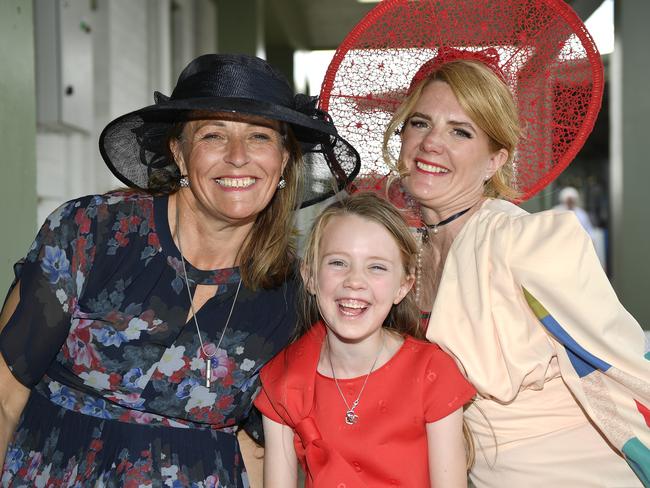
left=35, top=0, right=215, bottom=225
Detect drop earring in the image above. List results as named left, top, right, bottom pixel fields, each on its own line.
left=277, top=176, right=286, bottom=189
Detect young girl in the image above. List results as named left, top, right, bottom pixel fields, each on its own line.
left=254, top=192, right=476, bottom=487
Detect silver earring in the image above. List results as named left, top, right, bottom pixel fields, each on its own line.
left=277, top=176, right=286, bottom=189
left=179, top=176, right=190, bottom=188
left=484, top=174, right=491, bottom=181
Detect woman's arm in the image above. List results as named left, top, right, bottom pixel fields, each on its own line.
left=237, top=429, right=264, bottom=488
left=503, top=211, right=650, bottom=469
left=0, top=284, right=30, bottom=468
left=426, top=408, right=467, bottom=488
left=262, top=414, right=298, bottom=488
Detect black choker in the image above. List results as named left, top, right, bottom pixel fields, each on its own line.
left=414, top=206, right=473, bottom=301
left=424, top=207, right=472, bottom=235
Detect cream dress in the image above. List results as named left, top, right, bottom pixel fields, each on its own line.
left=426, top=199, right=649, bottom=488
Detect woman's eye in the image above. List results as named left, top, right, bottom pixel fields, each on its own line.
left=452, top=128, right=472, bottom=139
left=202, top=132, right=224, bottom=140
left=408, top=118, right=429, bottom=129
left=251, top=132, right=272, bottom=141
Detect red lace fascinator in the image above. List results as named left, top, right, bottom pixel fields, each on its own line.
left=319, top=0, right=604, bottom=201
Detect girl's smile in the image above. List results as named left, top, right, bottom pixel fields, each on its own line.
left=310, top=213, right=412, bottom=344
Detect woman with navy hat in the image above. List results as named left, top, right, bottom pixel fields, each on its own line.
left=0, top=53, right=359, bottom=486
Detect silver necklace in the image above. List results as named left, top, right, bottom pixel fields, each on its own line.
left=175, top=206, right=242, bottom=388
left=327, top=333, right=384, bottom=425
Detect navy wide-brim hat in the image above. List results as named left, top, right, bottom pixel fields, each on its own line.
left=100, top=54, right=360, bottom=208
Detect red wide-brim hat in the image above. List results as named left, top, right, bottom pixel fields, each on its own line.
left=319, top=0, right=604, bottom=202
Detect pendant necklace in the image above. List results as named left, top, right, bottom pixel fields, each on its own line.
left=327, top=333, right=384, bottom=425
left=415, top=206, right=472, bottom=303
left=175, top=206, right=242, bottom=388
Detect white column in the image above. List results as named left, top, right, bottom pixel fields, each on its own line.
left=610, top=1, right=650, bottom=327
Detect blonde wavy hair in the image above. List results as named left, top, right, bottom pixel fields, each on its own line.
left=384, top=60, right=521, bottom=200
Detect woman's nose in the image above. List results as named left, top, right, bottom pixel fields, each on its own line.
left=421, top=129, right=443, bottom=153
left=225, top=136, right=249, bottom=166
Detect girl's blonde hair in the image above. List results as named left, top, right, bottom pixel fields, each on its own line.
left=297, top=192, right=422, bottom=339
left=384, top=60, right=522, bottom=200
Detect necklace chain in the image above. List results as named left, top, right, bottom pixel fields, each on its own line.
left=327, top=333, right=384, bottom=425
left=175, top=205, right=242, bottom=388
left=415, top=206, right=472, bottom=302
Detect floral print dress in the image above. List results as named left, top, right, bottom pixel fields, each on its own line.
left=0, top=191, right=296, bottom=487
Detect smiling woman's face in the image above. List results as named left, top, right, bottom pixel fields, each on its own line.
left=172, top=113, right=289, bottom=225
left=398, top=81, right=507, bottom=213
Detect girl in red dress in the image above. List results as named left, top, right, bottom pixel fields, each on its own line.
left=254, top=192, right=475, bottom=487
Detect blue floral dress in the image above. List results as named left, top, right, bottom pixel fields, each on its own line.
left=0, top=191, right=296, bottom=487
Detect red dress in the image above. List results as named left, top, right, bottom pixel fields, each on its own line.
left=254, top=322, right=476, bottom=487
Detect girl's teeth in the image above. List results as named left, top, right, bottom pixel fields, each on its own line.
left=340, top=305, right=364, bottom=316
left=338, top=299, right=368, bottom=316
left=338, top=300, right=367, bottom=309
left=216, top=177, right=256, bottom=188
left=417, top=162, right=449, bottom=173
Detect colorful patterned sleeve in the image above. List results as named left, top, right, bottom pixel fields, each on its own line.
left=0, top=195, right=98, bottom=387
left=503, top=209, right=650, bottom=485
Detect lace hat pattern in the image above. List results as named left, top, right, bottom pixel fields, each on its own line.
left=319, top=0, right=603, bottom=201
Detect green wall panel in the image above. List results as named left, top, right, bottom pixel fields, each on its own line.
left=0, top=0, right=37, bottom=292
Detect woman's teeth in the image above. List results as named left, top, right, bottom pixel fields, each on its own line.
left=416, top=161, right=449, bottom=174
left=216, top=177, right=256, bottom=188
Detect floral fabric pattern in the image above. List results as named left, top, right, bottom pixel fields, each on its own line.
left=0, top=191, right=296, bottom=486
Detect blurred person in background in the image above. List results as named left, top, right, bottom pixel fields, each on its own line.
left=554, top=186, right=595, bottom=239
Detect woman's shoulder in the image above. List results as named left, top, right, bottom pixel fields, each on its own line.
left=247, top=269, right=300, bottom=313
left=478, top=198, right=527, bottom=222
left=473, top=198, right=585, bottom=240
left=95, top=190, right=154, bottom=214
left=37, top=191, right=159, bottom=261
left=48, top=190, right=153, bottom=222
left=62, top=189, right=151, bottom=206
left=464, top=198, right=593, bottom=276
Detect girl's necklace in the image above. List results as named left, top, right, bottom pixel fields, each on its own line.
left=175, top=205, right=242, bottom=388
left=327, top=333, right=384, bottom=425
